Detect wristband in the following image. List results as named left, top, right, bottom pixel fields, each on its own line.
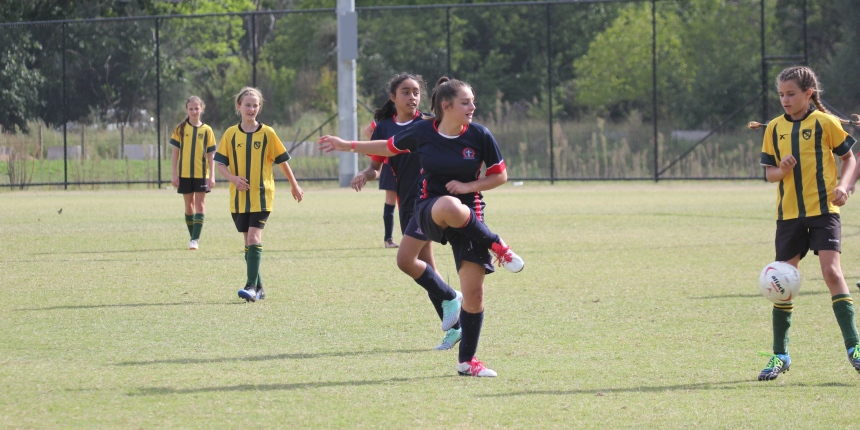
left=350, top=141, right=356, bottom=152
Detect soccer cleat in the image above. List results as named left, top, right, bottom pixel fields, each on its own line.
left=238, top=284, right=257, bottom=302
left=435, top=327, right=462, bottom=350
left=189, top=239, right=199, bottom=250
left=384, top=238, right=399, bottom=248
left=490, top=240, right=524, bottom=273
left=256, top=285, right=266, bottom=301
left=856, top=280, right=860, bottom=291
left=757, top=352, right=790, bottom=381
left=848, top=345, right=860, bottom=373
left=440, top=290, right=463, bottom=331
left=457, top=357, right=497, bottom=377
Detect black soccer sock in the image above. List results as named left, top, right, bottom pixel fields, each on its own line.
left=428, top=292, right=461, bottom=330
left=414, top=264, right=457, bottom=301
left=773, top=303, right=793, bottom=355
left=246, top=244, right=262, bottom=286
left=832, top=294, right=859, bottom=350
left=191, top=214, right=204, bottom=240
left=383, top=203, right=395, bottom=241
left=450, top=211, right=500, bottom=250
left=185, top=214, right=194, bottom=237
left=458, top=309, right=484, bottom=363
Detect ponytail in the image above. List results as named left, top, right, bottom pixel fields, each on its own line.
left=426, top=77, right=471, bottom=124
left=776, top=66, right=860, bottom=125
left=374, top=100, right=397, bottom=122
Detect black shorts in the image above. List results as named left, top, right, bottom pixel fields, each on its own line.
left=378, top=163, right=397, bottom=191
left=177, top=177, right=210, bottom=194
left=402, top=210, right=429, bottom=241
left=775, top=213, right=841, bottom=261
left=231, top=212, right=270, bottom=232
left=415, top=197, right=447, bottom=244
left=446, top=229, right=495, bottom=275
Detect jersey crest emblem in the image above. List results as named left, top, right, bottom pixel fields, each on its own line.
left=802, top=129, right=812, bottom=140
left=198, top=133, right=204, bottom=140
left=254, top=141, right=261, bottom=149
left=462, top=148, right=475, bottom=159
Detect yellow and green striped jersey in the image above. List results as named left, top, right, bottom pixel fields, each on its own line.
left=170, top=122, right=216, bottom=179
left=760, top=109, right=856, bottom=220
left=214, top=123, right=291, bottom=213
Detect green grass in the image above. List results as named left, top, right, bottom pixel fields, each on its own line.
left=2, top=182, right=860, bottom=428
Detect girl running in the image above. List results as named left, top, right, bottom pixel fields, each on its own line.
left=362, top=120, right=399, bottom=248
left=352, top=73, right=464, bottom=350
left=320, top=77, right=524, bottom=377
left=751, top=65, right=860, bottom=380
left=170, top=96, right=216, bottom=250
left=214, top=87, right=304, bottom=302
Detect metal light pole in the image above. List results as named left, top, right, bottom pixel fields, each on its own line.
left=337, top=0, right=358, bottom=187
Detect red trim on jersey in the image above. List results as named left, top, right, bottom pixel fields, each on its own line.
left=387, top=137, right=409, bottom=154
left=369, top=120, right=377, bottom=131
left=369, top=154, right=386, bottom=163
left=432, top=120, right=468, bottom=136
left=473, top=193, right=483, bottom=221
left=420, top=179, right=428, bottom=199
left=486, top=160, right=506, bottom=176
left=393, top=110, right=420, bottom=123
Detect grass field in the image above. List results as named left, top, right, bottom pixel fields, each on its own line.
left=3, top=182, right=860, bottom=428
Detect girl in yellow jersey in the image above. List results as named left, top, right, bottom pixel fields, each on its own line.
left=214, top=87, right=304, bottom=302
left=751, top=66, right=860, bottom=381
left=170, top=96, right=216, bottom=250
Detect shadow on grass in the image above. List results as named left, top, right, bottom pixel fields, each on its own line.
left=691, top=289, right=832, bottom=300
left=483, top=379, right=854, bottom=397
left=16, top=301, right=237, bottom=311
left=128, top=375, right=447, bottom=396
left=115, top=348, right=428, bottom=366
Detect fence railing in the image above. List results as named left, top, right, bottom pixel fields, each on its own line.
left=1, top=0, right=857, bottom=189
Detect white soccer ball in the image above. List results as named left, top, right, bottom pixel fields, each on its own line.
left=758, top=261, right=801, bottom=304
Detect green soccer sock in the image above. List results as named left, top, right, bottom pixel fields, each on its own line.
left=772, top=303, right=793, bottom=355
left=185, top=214, right=194, bottom=237
left=191, top=214, right=205, bottom=240
left=832, top=294, right=859, bottom=350
left=246, top=244, right=262, bottom=287
left=244, top=247, right=261, bottom=286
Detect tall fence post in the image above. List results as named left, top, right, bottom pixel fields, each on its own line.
left=337, top=0, right=358, bottom=187
left=547, top=3, right=554, bottom=184
left=62, top=22, right=68, bottom=190
left=156, top=17, right=162, bottom=189
left=651, top=0, right=658, bottom=182
left=252, top=13, right=257, bottom=87
left=446, top=7, right=451, bottom=77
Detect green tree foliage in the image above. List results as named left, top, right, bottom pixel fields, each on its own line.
left=0, top=35, right=44, bottom=133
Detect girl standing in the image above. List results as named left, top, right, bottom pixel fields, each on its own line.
left=352, top=73, right=464, bottom=350
left=170, top=96, right=216, bottom=250
left=752, top=65, right=860, bottom=380
left=320, top=77, right=524, bottom=377
left=214, top=87, right=304, bottom=302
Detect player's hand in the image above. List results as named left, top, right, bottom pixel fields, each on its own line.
left=231, top=175, right=249, bottom=192
left=351, top=173, right=368, bottom=191
left=833, top=185, right=849, bottom=207
left=779, top=155, right=797, bottom=174
left=848, top=182, right=856, bottom=195
left=445, top=180, right=472, bottom=195
left=318, top=135, right=348, bottom=153
left=291, top=184, right=304, bottom=202
left=171, top=174, right=179, bottom=188
left=208, top=177, right=215, bottom=191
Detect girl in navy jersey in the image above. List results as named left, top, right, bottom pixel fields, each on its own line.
left=352, top=73, right=464, bottom=350
left=320, top=77, right=524, bottom=377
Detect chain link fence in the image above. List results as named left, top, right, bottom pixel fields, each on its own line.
left=1, top=0, right=858, bottom=188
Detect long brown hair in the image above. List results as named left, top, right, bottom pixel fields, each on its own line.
left=749, top=66, right=859, bottom=129
left=174, top=95, right=204, bottom=138
left=424, top=77, right=472, bottom=124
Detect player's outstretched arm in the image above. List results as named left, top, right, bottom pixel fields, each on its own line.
left=318, top=136, right=395, bottom=157
left=279, top=162, right=303, bottom=203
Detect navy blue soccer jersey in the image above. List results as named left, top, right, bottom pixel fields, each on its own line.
left=388, top=120, right=506, bottom=220
left=370, top=111, right=425, bottom=213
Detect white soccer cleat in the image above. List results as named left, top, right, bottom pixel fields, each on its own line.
left=457, top=357, right=497, bottom=377
left=440, top=290, right=463, bottom=331
left=189, top=239, right=199, bottom=250
left=490, top=241, right=523, bottom=273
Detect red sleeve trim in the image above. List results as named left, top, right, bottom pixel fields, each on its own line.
left=370, top=154, right=387, bottom=163
left=388, top=137, right=409, bottom=155
left=486, top=160, right=506, bottom=176
left=370, top=121, right=377, bottom=131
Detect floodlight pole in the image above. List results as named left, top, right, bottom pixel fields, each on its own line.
left=337, top=0, right=358, bottom=187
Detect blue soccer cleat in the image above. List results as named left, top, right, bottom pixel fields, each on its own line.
left=435, top=327, right=462, bottom=351
left=758, top=353, right=790, bottom=381
left=238, top=284, right=257, bottom=302
left=440, top=290, right=462, bottom=331
left=847, top=345, right=860, bottom=373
